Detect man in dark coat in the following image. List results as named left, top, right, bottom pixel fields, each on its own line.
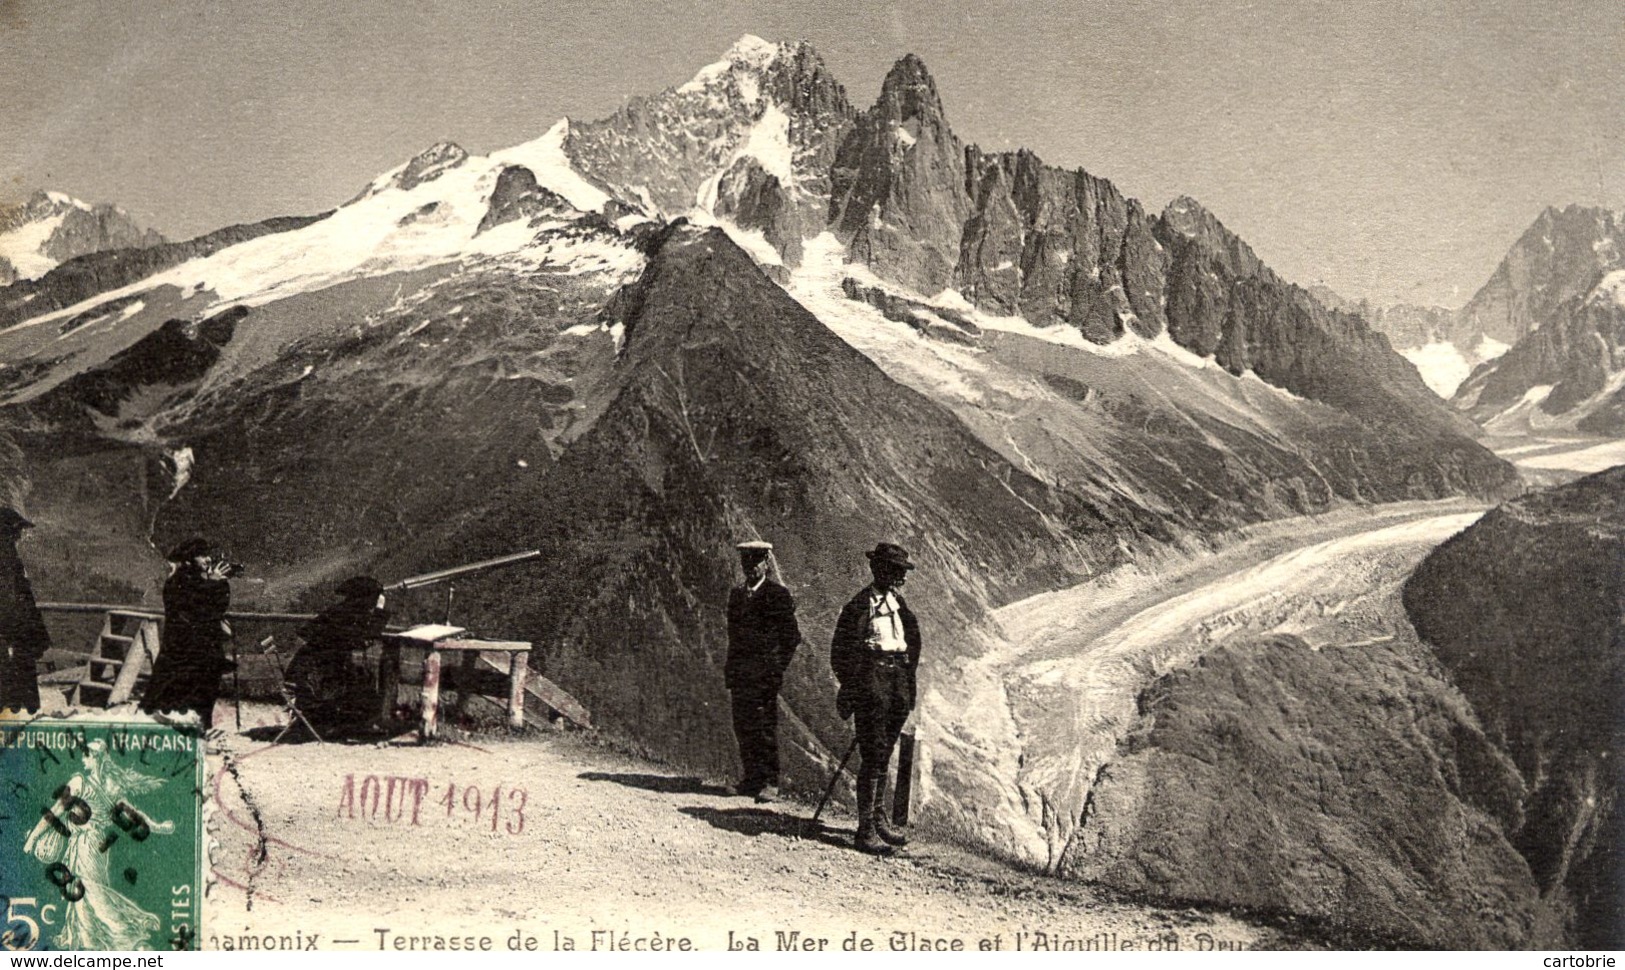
left=141, top=538, right=234, bottom=728
left=830, top=542, right=920, bottom=855
left=286, top=576, right=390, bottom=737
left=725, top=540, right=801, bottom=802
left=0, top=508, right=51, bottom=713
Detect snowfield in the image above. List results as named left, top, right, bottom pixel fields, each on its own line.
left=1402, top=341, right=1475, bottom=398
left=1400, top=335, right=1510, bottom=399
left=11, top=126, right=627, bottom=338
left=1592, top=268, right=1625, bottom=308
left=0, top=210, right=68, bottom=280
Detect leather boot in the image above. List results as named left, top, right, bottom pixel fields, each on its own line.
left=873, top=804, right=910, bottom=847
left=854, top=775, right=894, bottom=856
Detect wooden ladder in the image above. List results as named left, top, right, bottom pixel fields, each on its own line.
left=69, top=609, right=162, bottom=707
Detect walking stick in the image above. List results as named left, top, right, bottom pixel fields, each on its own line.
left=230, top=635, right=242, bottom=731
left=811, top=736, right=860, bottom=826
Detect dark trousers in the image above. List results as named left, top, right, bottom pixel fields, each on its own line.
left=730, top=682, right=781, bottom=792
left=140, top=665, right=223, bottom=729
left=0, top=652, right=41, bottom=712
left=853, top=659, right=913, bottom=809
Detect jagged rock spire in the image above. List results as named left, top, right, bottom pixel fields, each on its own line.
left=828, top=53, right=969, bottom=294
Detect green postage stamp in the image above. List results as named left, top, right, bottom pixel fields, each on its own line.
left=0, top=716, right=204, bottom=951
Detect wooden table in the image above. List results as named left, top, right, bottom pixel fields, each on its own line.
left=379, top=625, right=531, bottom=739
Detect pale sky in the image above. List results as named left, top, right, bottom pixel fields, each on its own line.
left=2, top=0, right=1620, bottom=308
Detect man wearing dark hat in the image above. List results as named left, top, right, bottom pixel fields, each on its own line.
left=831, top=542, right=920, bottom=855
left=142, top=538, right=235, bottom=727
left=725, top=540, right=801, bottom=803
left=0, top=508, right=51, bottom=713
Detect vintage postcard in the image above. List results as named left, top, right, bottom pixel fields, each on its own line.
left=1, top=0, right=1620, bottom=955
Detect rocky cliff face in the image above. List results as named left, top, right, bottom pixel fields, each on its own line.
left=1403, top=468, right=1625, bottom=948
left=389, top=141, right=470, bottom=193
left=1456, top=275, right=1625, bottom=433
left=1443, top=205, right=1625, bottom=432
left=1457, top=205, right=1622, bottom=348
left=1452, top=287, right=1625, bottom=441
left=566, top=36, right=854, bottom=266
left=1371, top=302, right=1457, bottom=350
left=477, top=165, right=575, bottom=233
left=828, top=55, right=968, bottom=293
left=1067, top=633, right=1552, bottom=948
left=0, top=191, right=165, bottom=284
left=1157, top=197, right=1485, bottom=442
left=1310, top=287, right=1458, bottom=351
left=957, top=149, right=1166, bottom=340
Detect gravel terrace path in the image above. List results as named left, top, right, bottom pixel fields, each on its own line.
left=206, top=724, right=1307, bottom=952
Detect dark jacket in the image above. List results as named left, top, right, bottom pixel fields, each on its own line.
left=293, top=601, right=390, bottom=661
left=141, top=565, right=232, bottom=717
left=0, top=542, right=50, bottom=710
left=286, top=598, right=389, bottom=726
left=725, top=580, right=801, bottom=692
left=0, top=542, right=50, bottom=665
left=830, top=584, right=922, bottom=718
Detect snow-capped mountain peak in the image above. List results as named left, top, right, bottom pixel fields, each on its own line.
left=490, top=120, right=614, bottom=214
left=42, top=190, right=91, bottom=212
left=678, top=34, right=785, bottom=96
left=0, top=189, right=164, bottom=284
left=561, top=37, right=854, bottom=269
left=6, top=129, right=638, bottom=347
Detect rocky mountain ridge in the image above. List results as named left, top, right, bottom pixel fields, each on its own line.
left=1446, top=206, right=1625, bottom=436
left=1346, top=204, right=1621, bottom=355
left=1455, top=270, right=1625, bottom=435
left=0, top=190, right=165, bottom=285
left=1458, top=204, right=1622, bottom=349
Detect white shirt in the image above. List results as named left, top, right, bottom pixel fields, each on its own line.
left=866, top=589, right=908, bottom=653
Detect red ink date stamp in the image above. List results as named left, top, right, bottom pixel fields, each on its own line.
left=336, top=775, right=527, bottom=835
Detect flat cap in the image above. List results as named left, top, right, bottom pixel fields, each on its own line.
left=735, top=540, right=774, bottom=551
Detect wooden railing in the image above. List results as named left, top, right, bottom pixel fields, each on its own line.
left=38, top=603, right=318, bottom=623
left=33, top=603, right=586, bottom=730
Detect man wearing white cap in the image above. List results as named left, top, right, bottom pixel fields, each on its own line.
left=725, top=540, right=802, bottom=802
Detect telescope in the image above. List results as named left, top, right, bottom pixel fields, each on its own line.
left=386, top=549, right=543, bottom=591
left=386, top=549, right=543, bottom=624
